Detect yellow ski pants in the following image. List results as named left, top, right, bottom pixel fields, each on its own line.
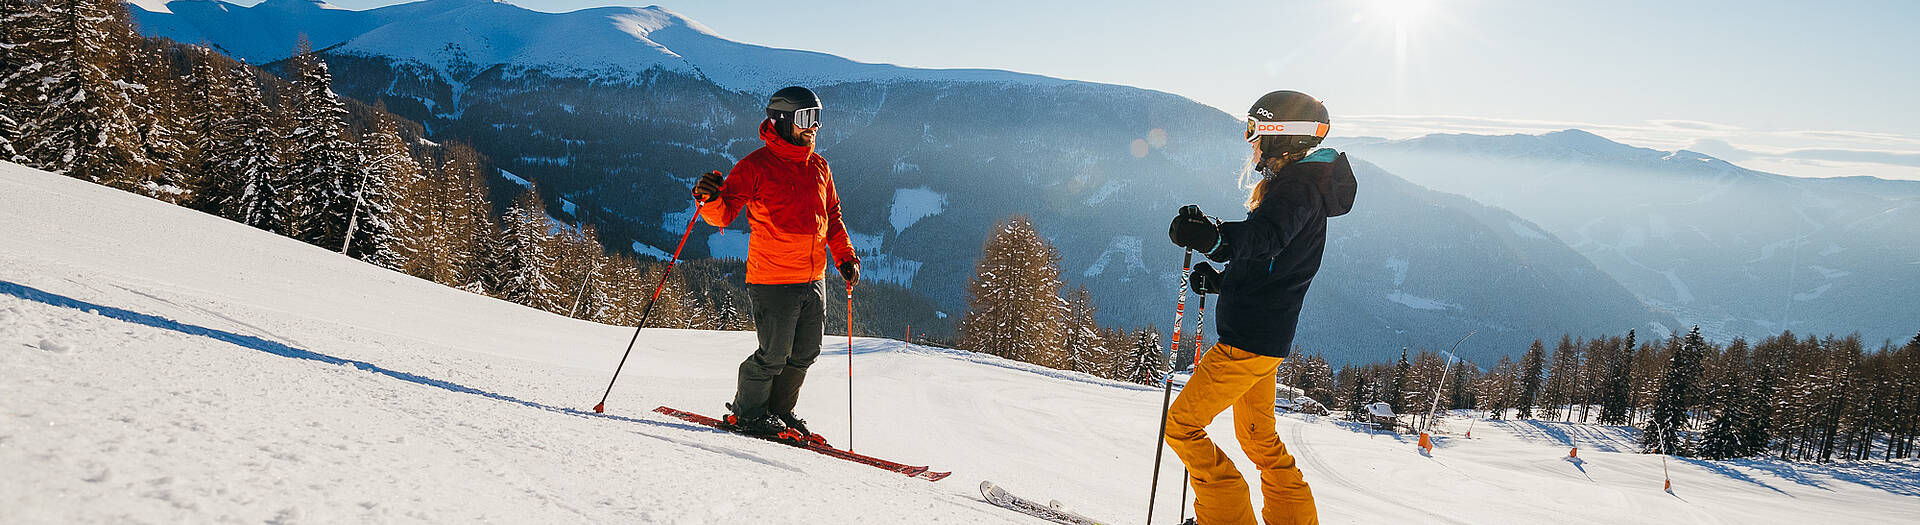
left=1164, top=343, right=1318, bottom=525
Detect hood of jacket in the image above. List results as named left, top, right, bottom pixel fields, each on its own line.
left=759, top=119, right=814, bottom=162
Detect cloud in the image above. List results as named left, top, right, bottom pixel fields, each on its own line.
left=1650, top=119, right=1745, bottom=132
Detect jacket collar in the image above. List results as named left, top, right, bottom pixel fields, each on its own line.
left=759, top=120, right=814, bottom=162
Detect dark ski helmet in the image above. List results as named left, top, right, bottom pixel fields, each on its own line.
left=1245, top=90, right=1329, bottom=161
left=766, top=86, right=822, bottom=128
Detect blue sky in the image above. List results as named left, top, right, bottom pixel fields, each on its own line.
left=248, top=0, right=1920, bottom=180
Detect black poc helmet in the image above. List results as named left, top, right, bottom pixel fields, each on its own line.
left=1245, top=90, right=1329, bottom=162
left=766, top=86, right=822, bottom=127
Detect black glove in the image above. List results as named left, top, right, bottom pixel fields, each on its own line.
left=1168, top=204, right=1222, bottom=254
left=692, top=170, right=724, bottom=202
left=1189, top=262, right=1221, bottom=295
left=838, top=260, right=860, bottom=285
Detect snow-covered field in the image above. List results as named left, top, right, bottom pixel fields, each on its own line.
left=3, top=160, right=1917, bottom=523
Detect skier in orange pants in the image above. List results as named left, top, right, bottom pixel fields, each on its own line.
left=1164, top=90, right=1356, bottom=524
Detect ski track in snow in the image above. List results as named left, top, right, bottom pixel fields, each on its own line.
left=5, top=162, right=1920, bottom=523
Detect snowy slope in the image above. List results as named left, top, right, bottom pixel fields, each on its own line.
left=5, top=160, right=1918, bottom=523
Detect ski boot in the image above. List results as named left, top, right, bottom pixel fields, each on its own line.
left=777, top=412, right=829, bottom=446
left=723, top=403, right=789, bottom=436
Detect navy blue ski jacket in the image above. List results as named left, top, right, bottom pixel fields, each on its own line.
left=1206, top=148, right=1357, bottom=358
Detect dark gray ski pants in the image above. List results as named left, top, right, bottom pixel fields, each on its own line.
left=731, top=280, right=826, bottom=420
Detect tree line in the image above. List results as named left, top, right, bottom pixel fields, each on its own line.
left=0, top=0, right=758, bottom=330
left=1313, top=326, right=1919, bottom=463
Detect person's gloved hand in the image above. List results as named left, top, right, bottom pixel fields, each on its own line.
left=692, top=170, right=724, bottom=202
left=1189, top=262, right=1221, bottom=295
left=838, top=260, right=860, bottom=285
left=1168, top=204, right=1221, bottom=253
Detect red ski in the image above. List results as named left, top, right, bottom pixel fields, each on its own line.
left=652, top=406, right=951, bottom=482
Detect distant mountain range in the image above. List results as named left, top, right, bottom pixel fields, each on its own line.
left=121, top=0, right=1920, bottom=364
left=1331, top=130, right=1920, bottom=347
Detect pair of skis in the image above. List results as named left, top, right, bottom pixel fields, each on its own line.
left=653, top=407, right=1109, bottom=524
left=652, top=406, right=950, bottom=481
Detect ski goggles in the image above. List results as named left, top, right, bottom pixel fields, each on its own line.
left=791, top=106, right=821, bottom=129
left=1245, top=118, right=1329, bottom=143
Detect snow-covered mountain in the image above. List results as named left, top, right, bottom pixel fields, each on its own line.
left=7, top=160, right=1918, bottom=523
left=129, top=0, right=1677, bottom=363
left=1331, top=130, right=1920, bottom=345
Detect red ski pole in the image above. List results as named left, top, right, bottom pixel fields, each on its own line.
left=846, top=281, right=856, bottom=452
left=593, top=197, right=704, bottom=414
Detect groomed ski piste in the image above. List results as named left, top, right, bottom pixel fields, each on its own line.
left=4, top=160, right=1917, bottom=523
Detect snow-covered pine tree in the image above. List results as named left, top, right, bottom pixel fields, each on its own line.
left=0, top=1, right=24, bottom=162
left=4, top=0, right=156, bottom=184
left=341, top=115, right=411, bottom=265
left=212, top=62, right=290, bottom=233
left=283, top=45, right=362, bottom=250
left=1642, top=326, right=1708, bottom=455
left=1060, top=285, right=1103, bottom=375
left=1120, top=328, right=1165, bottom=386
left=956, top=215, right=1067, bottom=367
left=127, top=36, right=186, bottom=198
left=1342, top=365, right=1371, bottom=422
left=493, top=189, right=564, bottom=312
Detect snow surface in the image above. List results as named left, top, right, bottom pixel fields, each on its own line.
left=888, top=187, right=946, bottom=234
left=1386, top=290, right=1458, bottom=311
left=629, top=241, right=671, bottom=261
left=5, top=160, right=1920, bottom=523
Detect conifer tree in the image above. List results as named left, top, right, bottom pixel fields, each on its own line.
left=1386, top=347, right=1410, bottom=413
left=957, top=215, right=1067, bottom=367
left=284, top=45, right=362, bottom=249
left=1643, top=327, right=1708, bottom=455
left=1698, top=340, right=1754, bottom=459
left=491, top=189, right=564, bottom=312
left=4, top=0, right=156, bottom=184
left=1060, top=286, right=1104, bottom=375
left=1343, top=366, right=1371, bottom=422
left=1121, top=329, right=1166, bottom=386
left=1599, top=330, right=1636, bottom=425
left=1517, top=339, right=1546, bottom=418
left=341, top=115, right=410, bottom=265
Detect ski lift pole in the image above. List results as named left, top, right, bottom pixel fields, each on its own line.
left=1147, top=249, right=1193, bottom=525
left=1424, top=330, right=1476, bottom=432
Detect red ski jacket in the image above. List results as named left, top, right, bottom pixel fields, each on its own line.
left=699, top=120, right=858, bottom=285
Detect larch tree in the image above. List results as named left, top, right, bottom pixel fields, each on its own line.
left=957, top=215, right=1067, bottom=367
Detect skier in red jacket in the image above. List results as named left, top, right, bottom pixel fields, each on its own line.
left=693, top=86, right=859, bottom=437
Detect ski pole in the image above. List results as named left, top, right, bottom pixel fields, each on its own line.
left=1179, top=292, right=1207, bottom=523
left=593, top=197, right=705, bottom=414
left=846, top=280, right=856, bottom=452
left=1148, top=249, right=1194, bottom=525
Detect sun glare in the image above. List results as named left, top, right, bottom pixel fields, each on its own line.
left=1365, top=0, right=1433, bottom=26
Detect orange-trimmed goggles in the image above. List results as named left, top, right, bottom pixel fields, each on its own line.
left=1245, top=118, right=1329, bottom=143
